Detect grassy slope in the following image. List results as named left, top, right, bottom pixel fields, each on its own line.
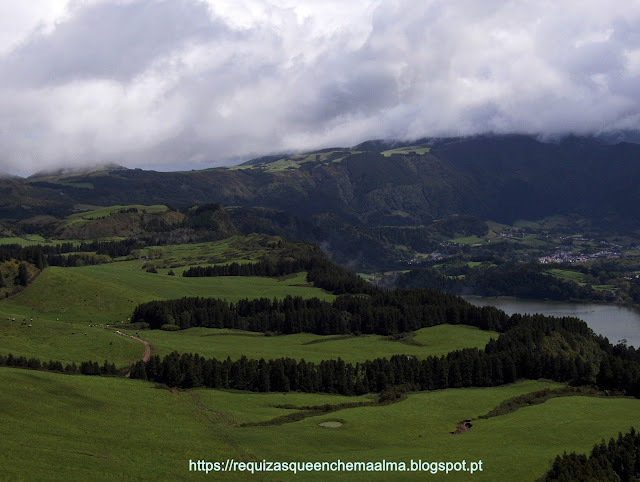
left=0, top=262, right=334, bottom=367
left=0, top=263, right=334, bottom=323
left=62, top=204, right=167, bottom=223
left=125, top=324, right=498, bottom=363
left=236, top=382, right=639, bottom=481
left=157, top=234, right=280, bottom=267
left=2, top=371, right=637, bottom=481
left=0, top=318, right=141, bottom=368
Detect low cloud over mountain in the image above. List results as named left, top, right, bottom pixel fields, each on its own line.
left=1, top=0, right=640, bottom=176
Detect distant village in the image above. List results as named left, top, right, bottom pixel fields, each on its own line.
left=538, top=249, right=621, bottom=264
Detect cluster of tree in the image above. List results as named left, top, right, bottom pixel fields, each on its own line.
left=183, top=258, right=312, bottom=278
left=0, top=353, right=118, bottom=376
left=306, top=257, right=375, bottom=294
left=183, top=256, right=373, bottom=295
left=397, top=263, right=612, bottom=302
left=543, top=428, right=639, bottom=481
left=0, top=260, right=37, bottom=289
left=129, top=313, right=640, bottom=397
left=6, top=239, right=147, bottom=260
left=131, top=290, right=509, bottom=334
left=0, top=245, right=46, bottom=269
left=47, top=253, right=111, bottom=267
left=368, top=226, right=439, bottom=253
left=16, top=263, right=30, bottom=287
left=130, top=350, right=515, bottom=393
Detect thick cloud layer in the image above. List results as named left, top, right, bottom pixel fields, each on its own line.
left=1, top=0, right=639, bottom=175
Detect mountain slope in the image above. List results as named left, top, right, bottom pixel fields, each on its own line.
left=2, top=135, right=639, bottom=230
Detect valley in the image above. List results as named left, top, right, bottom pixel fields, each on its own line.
left=1, top=135, right=640, bottom=480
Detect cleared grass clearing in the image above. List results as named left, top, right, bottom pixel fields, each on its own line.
left=228, top=151, right=355, bottom=172
left=381, top=146, right=430, bottom=157
left=518, top=236, right=552, bottom=247
left=0, top=317, right=141, bottom=368
left=545, top=268, right=587, bottom=283
left=411, top=324, right=497, bottom=351
left=0, top=263, right=334, bottom=324
left=125, top=324, right=498, bottom=364
left=157, top=234, right=278, bottom=268
left=449, top=235, right=484, bottom=245
left=2, top=369, right=637, bottom=481
left=0, top=368, right=236, bottom=481
left=62, top=204, right=168, bottom=227
left=234, top=381, right=639, bottom=481
left=192, top=389, right=374, bottom=426
left=0, top=235, right=47, bottom=246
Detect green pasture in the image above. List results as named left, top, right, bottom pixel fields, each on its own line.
left=0, top=368, right=238, bottom=480
left=62, top=204, right=168, bottom=227
left=0, top=235, right=48, bottom=246
left=124, top=324, right=498, bottom=363
left=518, top=236, right=552, bottom=247
left=545, top=269, right=617, bottom=293
left=3, top=370, right=636, bottom=481
left=228, top=151, right=354, bottom=172
left=0, top=317, right=141, bottom=368
left=381, top=146, right=430, bottom=157
left=0, top=263, right=334, bottom=324
left=545, top=268, right=587, bottom=283
left=156, top=234, right=279, bottom=268
left=449, top=235, right=484, bottom=245
left=234, top=381, right=639, bottom=481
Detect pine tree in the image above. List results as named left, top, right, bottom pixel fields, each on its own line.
left=17, top=262, right=29, bottom=287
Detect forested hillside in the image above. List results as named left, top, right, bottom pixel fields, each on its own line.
left=3, top=135, right=640, bottom=229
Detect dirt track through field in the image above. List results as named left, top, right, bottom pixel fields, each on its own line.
left=115, top=331, right=151, bottom=377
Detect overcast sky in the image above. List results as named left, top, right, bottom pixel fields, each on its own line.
left=1, top=0, right=640, bottom=176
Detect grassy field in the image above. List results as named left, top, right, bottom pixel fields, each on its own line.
left=228, top=151, right=353, bottom=172
left=0, top=263, right=334, bottom=324
left=156, top=234, right=282, bottom=268
left=545, top=268, right=617, bottom=293
left=2, top=370, right=637, bottom=481
left=0, top=235, right=49, bottom=246
left=545, top=268, right=587, bottom=283
left=0, top=261, right=334, bottom=366
left=449, top=235, right=484, bottom=245
left=123, top=324, right=498, bottom=363
left=61, top=204, right=168, bottom=227
left=381, top=146, right=430, bottom=157
left=0, top=316, right=142, bottom=368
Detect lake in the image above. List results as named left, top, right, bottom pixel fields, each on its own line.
left=462, top=296, right=640, bottom=348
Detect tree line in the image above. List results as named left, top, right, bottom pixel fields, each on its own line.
left=543, top=428, right=639, bottom=481
left=128, top=313, right=640, bottom=397
left=131, top=289, right=509, bottom=334
left=397, top=263, right=612, bottom=302
left=182, top=256, right=374, bottom=295
left=47, top=253, right=112, bottom=267
left=0, top=353, right=118, bottom=376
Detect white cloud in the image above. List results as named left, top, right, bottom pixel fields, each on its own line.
left=0, top=0, right=639, bottom=176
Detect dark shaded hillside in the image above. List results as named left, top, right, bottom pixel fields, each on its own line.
left=3, top=135, right=640, bottom=229
left=432, top=135, right=640, bottom=225
left=0, top=178, right=74, bottom=220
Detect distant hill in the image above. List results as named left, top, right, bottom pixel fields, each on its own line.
left=2, top=134, right=640, bottom=233
left=27, top=162, right=127, bottom=179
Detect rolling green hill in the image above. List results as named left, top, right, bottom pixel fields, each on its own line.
left=2, top=370, right=638, bottom=481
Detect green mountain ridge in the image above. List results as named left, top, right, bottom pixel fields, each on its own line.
left=2, top=134, right=640, bottom=268
left=4, top=135, right=638, bottom=228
